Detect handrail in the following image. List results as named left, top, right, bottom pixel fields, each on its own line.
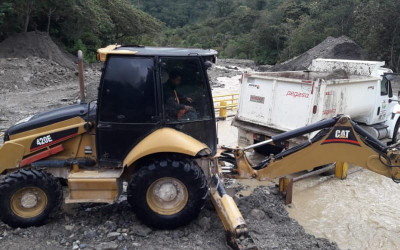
left=212, top=93, right=239, bottom=118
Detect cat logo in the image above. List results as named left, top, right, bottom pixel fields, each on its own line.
left=322, top=126, right=360, bottom=146
left=335, top=130, right=350, bottom=139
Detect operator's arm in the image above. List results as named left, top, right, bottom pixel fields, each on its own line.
left=165, top=94, right=185, bottom=111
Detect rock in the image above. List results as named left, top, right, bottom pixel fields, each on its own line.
left=106, top=232, right=121, bottom=240
left=250, top=208, right=266, bottom=220
left=13, top=228, right=22, bottom=235
left=72, top=241, right=79, bottom=250
left=95, top=242, right=119, bottom=250
left=85, top=230, right=97, bottom=239
left=50, top=230, right=60, bottom=237
left=197, top=216, right=211, bottom=231
left=131, top=225, right=152, bottom=237
left=270, top=188, right=279, bottom=195
left=65, top=225, right=75, bottom=231
left=171, top=230, right=184, bottom=239
left=80, top=243, right=87, bottom=249
left=104, top=221, right=118, bottom=232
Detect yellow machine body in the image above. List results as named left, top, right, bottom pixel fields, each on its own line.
left=123, top=128, right=210, bottom=168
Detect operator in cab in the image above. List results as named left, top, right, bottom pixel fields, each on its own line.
left=163, top=70, right=197, bottom=120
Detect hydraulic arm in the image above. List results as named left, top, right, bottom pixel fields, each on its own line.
left=229, top=115, right=400, bottom=181
left=211, top=115, right=400, bottom=250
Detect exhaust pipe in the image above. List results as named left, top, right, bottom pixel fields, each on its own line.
left=77, top=50, right=86, bottom=103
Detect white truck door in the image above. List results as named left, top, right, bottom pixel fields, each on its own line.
left=376, top=76, right=392, bottom=123
left=237, top=75, right=274, bottom=126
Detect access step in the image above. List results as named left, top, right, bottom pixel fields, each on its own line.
left=66, top=169, right=123, bottom=204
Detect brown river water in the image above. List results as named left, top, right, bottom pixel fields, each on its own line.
left=287, top=166, right=400, bottom=250
left=218, top=118, right=400, bottom=250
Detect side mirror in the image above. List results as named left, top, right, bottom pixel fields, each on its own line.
left=204, top=60, right=213, bottom=69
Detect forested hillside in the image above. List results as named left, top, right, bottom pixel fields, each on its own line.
left=1, top=0, right=400, bottom=71
left=0, top=0, right=162, bottom=61
left=138, top=0, right=400, bottom=71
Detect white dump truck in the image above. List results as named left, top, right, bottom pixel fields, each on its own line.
left=233, top=58, right=400, bottom=154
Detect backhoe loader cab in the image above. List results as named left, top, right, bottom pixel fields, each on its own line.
left=96, top=46, right=218, bottom=165
left=0, top=45, right=218, bottom=230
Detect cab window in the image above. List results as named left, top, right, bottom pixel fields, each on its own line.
left=381, top=77, right=389, bottom=96
left=99, top=56, right=156, bottom=123
left=160, top=57, right=212, bottom=122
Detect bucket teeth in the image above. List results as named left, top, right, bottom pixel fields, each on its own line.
left=226, top=228, right=258, bottom=250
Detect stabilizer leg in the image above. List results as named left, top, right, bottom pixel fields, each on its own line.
left=210, top=175, right=257, bottom=250
left=335, top=162, right=349, bottom=180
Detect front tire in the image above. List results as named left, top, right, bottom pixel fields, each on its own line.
left=392, top=118, right=400, bottom=145
left=0, top=169, right=63, bottom=228
left=127, top=156, right=208, bottom=229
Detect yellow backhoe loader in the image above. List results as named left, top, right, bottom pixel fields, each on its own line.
left=0, top=45, right=399, bottom=250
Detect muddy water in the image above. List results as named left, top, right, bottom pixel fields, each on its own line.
left=217, top=118, right=400, bottom=250
left=287, top=166, right=400, bottom=250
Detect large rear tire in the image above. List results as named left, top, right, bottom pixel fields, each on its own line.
left=0, top=169, right=63, bottom=228
left=127, top=156, right=207, bottom=229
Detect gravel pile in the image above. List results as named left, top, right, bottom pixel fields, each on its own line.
left=269, top=36, right=368, bottom=71
left=0, top=32, right=75, bottom=69
left=0, top=187, right=338, bottom=250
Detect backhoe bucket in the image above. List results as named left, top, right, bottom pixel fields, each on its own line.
left=210, top=175, right=257, bottom=250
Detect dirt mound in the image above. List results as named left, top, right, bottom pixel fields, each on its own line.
left=0, top=32, right=75, bottom=69
left=0, top=57, right=76, bottom=92
left=270, top=36, right=367, bottom=71
left=239, top=187, right=338, bottom=249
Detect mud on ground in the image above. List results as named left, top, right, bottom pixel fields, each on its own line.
left=0, top=185, right=337, bottom=250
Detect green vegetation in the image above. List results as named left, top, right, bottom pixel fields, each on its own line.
left=1, top=0, right=400, bottom=71
left=137, top=0, right=400, bottom=71
left=0, top=0, right=162, bottom=62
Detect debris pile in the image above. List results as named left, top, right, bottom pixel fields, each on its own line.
left=270, top=36, right=367, bottom=71
left=0, top=187, right=338, bottom=250
left=0, top=57, right=76, bottom=93
left=0, top=32, right=75, bottom=69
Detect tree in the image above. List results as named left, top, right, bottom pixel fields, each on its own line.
left=102, top=0, right=162, bottom=44
left=0, top=2, right=13, bottom=26
left=23, top=0, right=34, bottom=32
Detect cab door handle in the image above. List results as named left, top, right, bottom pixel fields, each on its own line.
left=97, top=124, right=112, bottom=129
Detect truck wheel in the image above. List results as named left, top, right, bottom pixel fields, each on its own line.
left=254, top=143, right=283, bottom=155
left=0, top=169, right=63, bottom=228
left=392, top=118, right=400, bottom=144
left=127, top=157, right=207, bottom=229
